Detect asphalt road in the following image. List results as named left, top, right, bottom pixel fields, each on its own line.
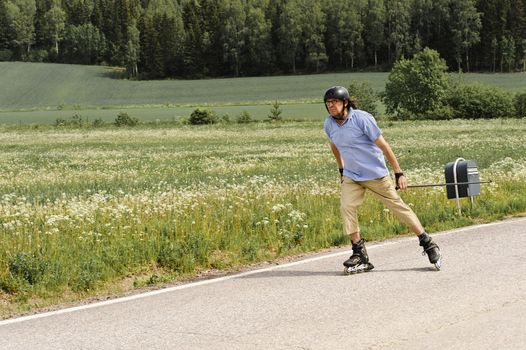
left=1, top=217, right=525, bottom=350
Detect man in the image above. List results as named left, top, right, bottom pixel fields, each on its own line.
left=323, top=86, right=441, bottom=273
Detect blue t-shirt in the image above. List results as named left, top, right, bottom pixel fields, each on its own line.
left=324, top=109, right=388, bottom=181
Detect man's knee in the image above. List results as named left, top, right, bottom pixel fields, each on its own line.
left=340, top=202, right=359, bottom=215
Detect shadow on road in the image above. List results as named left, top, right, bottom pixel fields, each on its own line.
left=238, top=270, right=342, bottom=278
left=237, top=266, right=435, bottom=279
left=371, top=266, right=435, bottom=273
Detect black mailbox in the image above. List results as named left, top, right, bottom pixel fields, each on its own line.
left=444, top=159, right=480, bottom=199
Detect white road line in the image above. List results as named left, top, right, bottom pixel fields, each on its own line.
left=1, top=217, right=524, bottom=326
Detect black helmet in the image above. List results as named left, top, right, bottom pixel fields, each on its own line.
left=324, top=86, right=349, bottom=102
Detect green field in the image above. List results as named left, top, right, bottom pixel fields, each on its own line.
left=0, top=103, right=328, bottom=124
left=1, top=62, right=525, bottom=124
left=1, top=119, right=526, bottom=317
left=1, top=62, right=526, bottom=317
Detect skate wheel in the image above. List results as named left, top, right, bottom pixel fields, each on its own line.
left=434, top=258, right=442, bottom=271
left=343, top=266, right=358, bottom=275
left=343, top=264, right=373, bottom=275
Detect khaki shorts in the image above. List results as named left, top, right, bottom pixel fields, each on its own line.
left=340, top=175, right=422, bottom=235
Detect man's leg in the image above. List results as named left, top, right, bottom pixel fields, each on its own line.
left=363, top=176, right=423, bottom=235
left=363, top=176, right=442, bottom=268
left=340, top=176, right=366, bottom=240
left=341, top=177, right=374, bottom=273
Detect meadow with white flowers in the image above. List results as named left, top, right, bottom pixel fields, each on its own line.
left=1, top=119, right=525, bottom=317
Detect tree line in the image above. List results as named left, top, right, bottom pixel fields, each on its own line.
left=0, top=0, right=525, bottom=79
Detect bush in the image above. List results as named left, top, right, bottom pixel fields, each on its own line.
left=383, top=48, right=449, bottom=119
left=220, top=114, right=231, bottom=124
left=92, top=118, right=105, bottom=127
left=348, top=81, right=379, bottom=116
left=0, top=275, right=28, bottom=294
left=114, top=112, right=139, bottom=126
left=9, top=252, right=48, bottom=286
left=189, top=108, right=218, bottom=125
left=514, top=92, right=526, bottom=117
left=236, top=110, right=252, bottom=124
left=54, top=117, right=67, bottom=127
left=72, top=257, right=105, bottom=292
left=446, top=83, right=515, bottom=119
left=422, top=105, right=455, bottom=120
left=54, top=114, right=85, bottom=127
left=157, top=233, right=209, bottom=273
left=305, top=52, right=328, bottom=72
left=0, top=49, right=13, bottom=61
left=71, top=114, right=84, bottom=127
left=27, top=49, right=48, bottom=63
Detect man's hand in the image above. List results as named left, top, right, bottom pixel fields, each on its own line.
left=395, top=172, right=407, bottom=190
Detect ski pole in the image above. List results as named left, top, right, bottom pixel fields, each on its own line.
left=396, top=180, right=492, bottom=190
left=405, top=180, right=493, bottom=188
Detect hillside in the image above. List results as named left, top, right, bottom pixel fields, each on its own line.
left=0, top=62, right=524, bottom=124
left=0, top=62, right=390, bottom=111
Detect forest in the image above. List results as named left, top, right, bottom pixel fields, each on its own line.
left=0, top=0, right=525, bottom=79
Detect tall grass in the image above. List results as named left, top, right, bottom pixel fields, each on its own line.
left=1, top=119, right=525, bottom=317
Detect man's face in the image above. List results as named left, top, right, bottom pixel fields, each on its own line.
left=325, top=99, right=344, bottom=116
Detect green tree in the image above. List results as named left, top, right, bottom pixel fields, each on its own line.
left=62, top=23, right=107, bottom=64
left=266, top=0, right=283, bottom=69
left=140, top=0, right=185, bottom=78
left=449, top=0, right=481, bottom=72
left=267, top=100, right=283, bottom=122
left=243, top=0, right=273, bottom=75
left=111, top=0, right=141, bottom=66
left=221, top=0, right=246, bottom=76
left=383, top=48, right=449, bottom=118
left=364, top=0, right=385, bottom=67
left=182, top=0, right=205, bottom=77
left=409, top=0, right=449, bottom=53
left=409, top=0, right=432, bottom=46
left=325, top=0, right=346, bottom=67
left=326, top=0, right=364, bottom=70
left=0, top=1, right=12, bottom=50
left=41, top=0, right=66, bottom=55
left=302, top=0, right=327, bottom=72
left=91, top=0, right=114, bottom=62
left=278, top=0, right=303, bottom=73
left=500, top=35, right=516, bottom=72
left=385, top=0, right=411, bottom=64
left=5, top=0, right=36, bottom=57
left=200, top=0, right=227, bottom=76
left=473, top=0, right=505, bottom=71
left=183, top=0, right=226, bottom=78
left=505, top=0, right=526, bottom=60
left=346, top=0, right=365, bottom=69
left=490, top=36, right=498, bottom=72
left=160, top=11, right=186, bottom=78
left=91, top=0, right=140, bottom=66
left=1, top=0, right=522, bottom=75
left=63, top=0, right=93, bottom=25
left=125, top=23, right=140, bottom=77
